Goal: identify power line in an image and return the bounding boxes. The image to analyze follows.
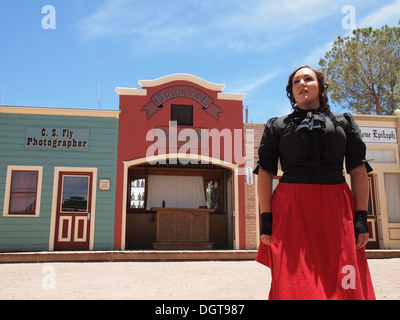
[358,0,389,29]
[287,0,339,65]
[379,55,400,81]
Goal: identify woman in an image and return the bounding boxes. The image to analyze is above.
[255,65,375,300]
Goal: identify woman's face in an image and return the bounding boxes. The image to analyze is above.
[292,68,320,110]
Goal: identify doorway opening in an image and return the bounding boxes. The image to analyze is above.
[124,161,235,250]
[50,168,97,251]
[366,174,379,249]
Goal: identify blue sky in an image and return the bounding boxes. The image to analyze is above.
[0,0,399,123]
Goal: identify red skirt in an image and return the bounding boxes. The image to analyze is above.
[256,182,375,300]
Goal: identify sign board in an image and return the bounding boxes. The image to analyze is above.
[25,127,89,151]
[142,85,223,120]
[154,126,209,149]
[360,127,397,144]
[245,166,254,185]
[98,179,111,191]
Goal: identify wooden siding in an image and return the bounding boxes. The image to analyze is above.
[0,112,118,251]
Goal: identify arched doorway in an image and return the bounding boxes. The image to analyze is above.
[120,154,239,250]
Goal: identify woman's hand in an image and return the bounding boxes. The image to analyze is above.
[356,233,369,249]
[349,165,370,250]
[354,210,369,249]
[261,234,271,246]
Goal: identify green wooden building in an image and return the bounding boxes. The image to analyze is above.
[0,106,119,252]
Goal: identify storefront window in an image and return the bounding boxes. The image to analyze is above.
[366,149,396,163]
[205,179,219,210]
[9,171,38,215]
[384,173,400,223]
[130,178,146,209]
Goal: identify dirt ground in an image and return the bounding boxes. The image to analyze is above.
[0,258,399,300]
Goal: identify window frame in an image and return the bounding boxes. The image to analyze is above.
[60,175,90,213]
[366,148,398,164]
[128,176,147,211]
[3,166,43,217]
[203,174,224,213]
[205,178,221,210]
[384,173,400,223]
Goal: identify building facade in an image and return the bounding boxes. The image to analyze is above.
[114,74,247,250]
[0,74,399,252]
[0,107,119,251]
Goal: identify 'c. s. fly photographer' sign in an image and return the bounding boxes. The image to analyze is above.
[360,127,397,144]
[25,127,89,151]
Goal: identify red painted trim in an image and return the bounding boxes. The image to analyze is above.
[113,161,124,250]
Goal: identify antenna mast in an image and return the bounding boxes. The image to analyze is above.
[1,85,5,105]
[98,80,102,109]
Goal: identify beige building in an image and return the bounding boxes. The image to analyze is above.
[244,111,400,250]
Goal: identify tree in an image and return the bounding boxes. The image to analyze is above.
[319,25,400,115]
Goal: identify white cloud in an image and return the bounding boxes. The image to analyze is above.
[302,41,334,68]
[234,72,279,93]
[292,0,400,69]
[77,0,348,52]
[78,0,181,38]
[219,0,330,31]
[77,0,394,56]
[358,0,400,28]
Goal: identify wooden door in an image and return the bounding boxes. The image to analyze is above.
[54,172,93,250]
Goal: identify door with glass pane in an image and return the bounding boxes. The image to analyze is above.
[54,172,92,250]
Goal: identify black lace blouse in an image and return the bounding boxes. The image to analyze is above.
[255,108,372,184]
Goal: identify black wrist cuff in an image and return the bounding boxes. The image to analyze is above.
[260,212,273,235]
[354,210,369,235]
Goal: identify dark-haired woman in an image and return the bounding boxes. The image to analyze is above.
[255,66,375,300]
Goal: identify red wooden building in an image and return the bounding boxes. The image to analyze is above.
[114,74,247,250]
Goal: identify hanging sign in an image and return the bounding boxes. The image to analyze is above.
[98,179,111,191]
[245,166,254,185]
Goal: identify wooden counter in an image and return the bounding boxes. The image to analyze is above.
[152,207,214,250]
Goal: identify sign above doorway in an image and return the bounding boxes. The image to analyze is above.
[141,85,223,120]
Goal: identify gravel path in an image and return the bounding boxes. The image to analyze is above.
[0,259,398,300]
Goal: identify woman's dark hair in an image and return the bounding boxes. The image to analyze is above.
[286,65,330,111]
